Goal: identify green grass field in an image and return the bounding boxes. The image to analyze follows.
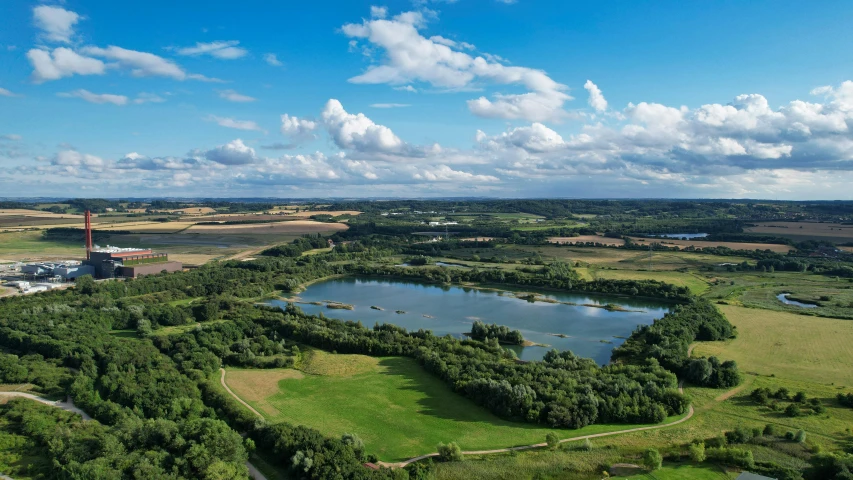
[225,350,688,462]
[694,305,853,385]
[618,463,734,479]
[590,269,710,295]
[0,231,84,261]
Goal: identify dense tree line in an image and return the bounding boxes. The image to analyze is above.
[0,271,399,479]
[469,321,524,345]
[261,234,332,257]
[612,299,741,388]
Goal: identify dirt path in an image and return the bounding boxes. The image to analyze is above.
[379,381,694,468]
[1,389,268,480]
[0,392,92,420]
[225,245,270,262]
[220,368,263,418]
[714,375,754,402]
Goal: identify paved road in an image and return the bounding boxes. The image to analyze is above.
[0,391,268,480]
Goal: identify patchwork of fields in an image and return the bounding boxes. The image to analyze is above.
[745,221,853,243]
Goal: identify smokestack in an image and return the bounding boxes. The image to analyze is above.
[85,210,93,260]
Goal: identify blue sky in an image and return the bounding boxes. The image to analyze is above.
[1,0,853,198]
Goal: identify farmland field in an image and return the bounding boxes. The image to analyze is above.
[549,235,625,246]
[521,245,751,271]
[629,237,793,253]
[183,220,348,234]
[224,350,687,461]
[744,221,853,243]
[693,305,853,385]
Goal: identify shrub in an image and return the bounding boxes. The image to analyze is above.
[785,403,802,417]
[643,448,662,471]
[707,447,755,469]
[545,432,559,450]
[725,427,754,444]
[437,442,463,462]
[793,391,807,403]
[688,442,706,462]
[763,424,778,436]
[794,430,806,443]
[580,438,593,451]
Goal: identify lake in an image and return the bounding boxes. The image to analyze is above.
[269,277,671,364]
[649,233,709,239]
[395,261,469,268]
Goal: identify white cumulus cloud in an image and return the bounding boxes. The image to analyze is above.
[33,6,80,43]
[342,9,570,122]
[203,139,257,165]
[584,80,607,113]
[321,99,405,153]
[27,48,106,83]
[280,114,318,142]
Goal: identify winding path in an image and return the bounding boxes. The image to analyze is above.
[0,390,268,480]
[378,381,694,468]
[220,368,263,418]
[218,368,696,469]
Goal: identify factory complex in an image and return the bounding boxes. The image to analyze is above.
[2,210,182,295]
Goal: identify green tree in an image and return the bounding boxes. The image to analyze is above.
[688,442,706,462]
[437,442,463,462]
[545,432,559,450]
[643,448,663,471]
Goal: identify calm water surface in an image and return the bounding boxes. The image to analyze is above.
[649,233,709,239]
[269,278,671,364]
[776,293,818,309]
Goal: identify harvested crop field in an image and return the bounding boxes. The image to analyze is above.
[549,235,625,246]
[744,221,853,243]
[92,222,190,233]
[165,207,217,215]
[183,220,348,234]
[285,210,362,217]
[629,237,793,253]
[175,214,293,223]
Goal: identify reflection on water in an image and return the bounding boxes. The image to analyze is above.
[269,277,671,364]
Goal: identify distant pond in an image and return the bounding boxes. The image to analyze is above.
[648,233,709,239]
[269,277,671,364]
[395,261,469,268]
[776,293,818,309]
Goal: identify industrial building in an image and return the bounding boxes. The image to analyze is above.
[12,210,182,284]
[79,209,182,279]
[85,246,181,278]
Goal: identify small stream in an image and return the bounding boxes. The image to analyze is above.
[776,293,818,308]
